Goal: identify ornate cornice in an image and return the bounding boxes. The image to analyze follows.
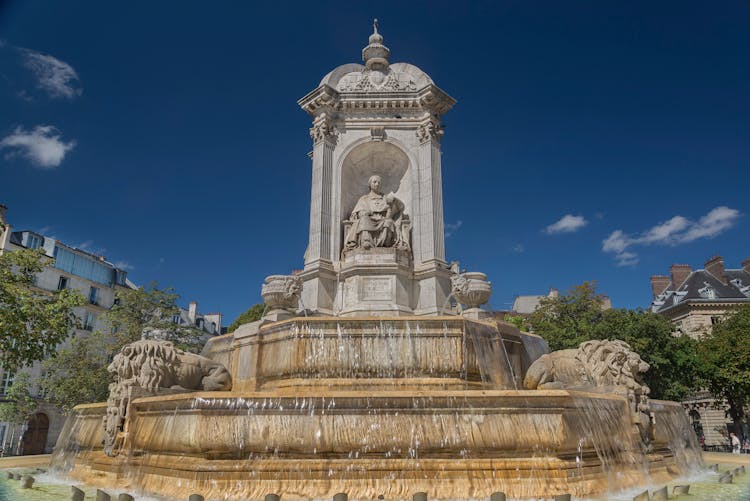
[299,84,456,117]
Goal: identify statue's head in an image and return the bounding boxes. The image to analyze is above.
[368,175,382,193]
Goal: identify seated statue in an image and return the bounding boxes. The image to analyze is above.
[344,175,409,252]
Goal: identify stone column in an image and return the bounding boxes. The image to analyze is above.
[306,113,337,267]
[413,118,451,315]
[415,118,446,264]
[301,113,337,315]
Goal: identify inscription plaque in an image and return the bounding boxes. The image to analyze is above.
[361,277,393,301]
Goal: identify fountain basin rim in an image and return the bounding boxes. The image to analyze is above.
[217,314,546,340]
[71,388,654,413]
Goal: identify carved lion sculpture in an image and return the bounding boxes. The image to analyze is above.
[108,339,232,392]
[103,339,232,456]
[523,339,654,450]
[523,339,649,392]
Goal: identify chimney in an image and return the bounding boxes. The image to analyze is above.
[704,256,727,284]
[670,264,692,291]
[0,204,7,225]
[742,258,750,274]
[188,301,198,323]
[650,275,670,298]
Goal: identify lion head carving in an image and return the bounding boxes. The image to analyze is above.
[523,339,649,393]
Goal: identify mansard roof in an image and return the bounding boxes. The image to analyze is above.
[651,265,750,314]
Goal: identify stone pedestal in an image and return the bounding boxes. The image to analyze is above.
[339,248,413,316]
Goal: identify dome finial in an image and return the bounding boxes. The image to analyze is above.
[363,18,389,70]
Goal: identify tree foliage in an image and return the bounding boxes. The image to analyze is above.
[527,282,700,400]
[228,303,265,332]
[528,282,608,351]
[0,373,38,425]
[40,331,113,414]
[0,248,84,371]
[697,304,750,423]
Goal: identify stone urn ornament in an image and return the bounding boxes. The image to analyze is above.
[451,271,492,319]
[261,274,302,320]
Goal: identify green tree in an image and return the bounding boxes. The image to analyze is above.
[595,308,699,401]
[528,282,607,351]
[0,248,84,371]
[228,303,265,332]
[527,282,700,400]
[0,373,38,426]
[697,304,750,424]
[40,331,113,414]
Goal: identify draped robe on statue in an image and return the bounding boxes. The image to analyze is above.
[345,191,405,250]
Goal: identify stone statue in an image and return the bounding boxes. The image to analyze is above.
[344,175,409,251]
[523,339,654,450]
[103,339,232,456]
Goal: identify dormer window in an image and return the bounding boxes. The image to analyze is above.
[698,282,716,299]
[730,279,750,297]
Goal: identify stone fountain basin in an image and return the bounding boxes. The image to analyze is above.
[53,390,694,500]
[59,390,683,459]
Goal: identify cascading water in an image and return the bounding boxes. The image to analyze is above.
[50,316,705,500]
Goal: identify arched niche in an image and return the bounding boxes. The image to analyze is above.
[340,141,412,224]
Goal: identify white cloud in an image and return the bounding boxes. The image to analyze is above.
[545,214,588,234]
[114,260,134,271]
[602,206,740,266]
[512,243,525,253]
[445,220,463,238]
[20,48,82,99]
[0,125,76,168]
[615,251,639,267]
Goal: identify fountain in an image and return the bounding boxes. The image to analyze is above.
[49,22,702,500]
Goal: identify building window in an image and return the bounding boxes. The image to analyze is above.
[57,276,68,291]
[210,322,216,334]
[711,316,722,325]
[172,315,181,325]
[27,234,41,249]
[38,372,51,399]
[196,318,204,329]
[0,370,14,395]
[83,312,95,331]
[89,286,99,305]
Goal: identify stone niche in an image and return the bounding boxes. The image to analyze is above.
[335,140,418,316]
[339,140,412,241]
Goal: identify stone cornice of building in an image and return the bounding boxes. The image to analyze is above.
[656,297,750,316]
[298,84,456,116]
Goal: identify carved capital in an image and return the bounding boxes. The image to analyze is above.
[310,114,337,144]
[416,119,443,144]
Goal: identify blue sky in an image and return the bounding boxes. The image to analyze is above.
[1,1,748,323]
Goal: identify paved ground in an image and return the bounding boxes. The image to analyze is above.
[0,454,51,469]
[703,451,750,466]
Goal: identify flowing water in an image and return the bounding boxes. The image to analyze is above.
[48,318,708,500]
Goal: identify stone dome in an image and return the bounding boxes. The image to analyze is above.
[319,62,434,93]
[318,21,435,94]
